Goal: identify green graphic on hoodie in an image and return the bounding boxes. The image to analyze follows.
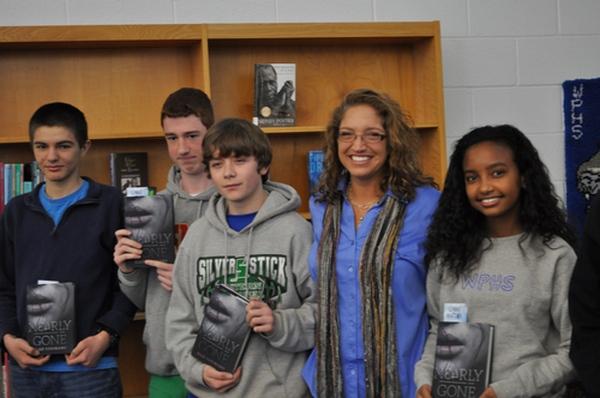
[196,254,288,302]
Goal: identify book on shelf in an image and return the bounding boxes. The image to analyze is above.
[254,63,296,127]
[432,321,494,398]
[109,152,148,194]
[124,190,175,268]
[0,161,42,213]
[25,281,76,355]
[192,281,264,373]
[307,150,324,193]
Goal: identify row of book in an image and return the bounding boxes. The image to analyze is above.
[0,162,44,214]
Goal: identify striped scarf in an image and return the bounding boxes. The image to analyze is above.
[317,194,408,397]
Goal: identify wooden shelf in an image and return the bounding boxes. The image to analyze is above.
[0,22,446,397]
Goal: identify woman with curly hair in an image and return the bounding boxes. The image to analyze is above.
[301,88,440,398]
[415,125,577,398]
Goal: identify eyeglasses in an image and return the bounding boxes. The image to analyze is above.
[337,131,386,143]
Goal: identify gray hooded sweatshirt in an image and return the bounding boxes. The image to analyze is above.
[166,181,315,397]
[119,166,216,376]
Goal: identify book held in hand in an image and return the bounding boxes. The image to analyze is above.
[192,282,264,373]
[124,192,175,268]
[26,281,76,355]
[432,321,494,398]
[254,63,296,127]
[109,152,148,194]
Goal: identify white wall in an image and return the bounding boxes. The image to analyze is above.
[2,0,600,200]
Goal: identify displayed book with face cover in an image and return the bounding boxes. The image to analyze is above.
[25,281,76,355]
[432,321,494,398]
[254,63,296,127]
[124,193,175,268]
[192,281,264,373]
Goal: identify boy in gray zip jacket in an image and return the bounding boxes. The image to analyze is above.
[114,88,216,397]
[166,118,315,397]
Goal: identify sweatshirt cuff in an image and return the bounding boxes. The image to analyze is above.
[262,311,285,345]
[414,373,433,391]
[187,362,208,390]
[118,268,142,286]
[489,380,517,398]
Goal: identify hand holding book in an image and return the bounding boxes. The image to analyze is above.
[202,365,242,393]
[246,299,274,334]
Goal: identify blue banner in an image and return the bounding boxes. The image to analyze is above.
[563,77,600,236]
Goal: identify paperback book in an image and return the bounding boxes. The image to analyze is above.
[25,281,76,355]
[109,152,148,194]
[192,282,264,373]
[307,150,324,193]
[432,321,494,398]
[124,193,175,268]
[254,63,296,127]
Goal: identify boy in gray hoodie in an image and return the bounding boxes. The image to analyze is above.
[114,88,216,397]
[166,118,315,397]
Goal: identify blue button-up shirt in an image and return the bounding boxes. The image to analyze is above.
[303,186,440,398]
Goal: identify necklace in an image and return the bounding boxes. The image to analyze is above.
[347,184,382,222]
[348,197,379,210]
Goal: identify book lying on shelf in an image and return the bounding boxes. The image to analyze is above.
[124,190,175,268]
[109,152,148,194]
[432,321,494,398]
[307,150,324,193]
[254,63,296,127]
[25,281,76,355]
[192,281,264,373]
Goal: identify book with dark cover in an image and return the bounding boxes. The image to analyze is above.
[254,63,296,127]
[124,194,175,268]
[25,282,76,355]
[432,322,494,398]
[192,283,263,373]
[109,152,148,194]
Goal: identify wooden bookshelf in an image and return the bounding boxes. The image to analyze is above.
[0,22,445,396]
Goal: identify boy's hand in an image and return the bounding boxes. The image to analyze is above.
[113,229,141,273]
[2,334,50,368]
[203,365,242,392]
[417,384,432,398]
[145,260,174,291]
[246,299,275,334]
[480,387,497,398]
[65,330,110,367]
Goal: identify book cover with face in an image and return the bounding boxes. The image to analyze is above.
[432,322,494,398]
[124,194,175,268]
[26,282,76,355]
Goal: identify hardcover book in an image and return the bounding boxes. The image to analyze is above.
[25,282,76,355]
[109,152,148,194]
[307,150,324,193]
[192,282,263,373]
[124,194,175,268]
[432,322,494,398]
[254,63,296,127]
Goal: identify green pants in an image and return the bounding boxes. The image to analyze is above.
[149,374,187,398]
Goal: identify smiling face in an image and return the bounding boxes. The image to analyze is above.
[337,104,388,185]
[164,115,208,177]
[32,126,89,188]
[208,152,269,215]
[463,140,523,237]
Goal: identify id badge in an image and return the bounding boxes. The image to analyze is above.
[443,303,468,323]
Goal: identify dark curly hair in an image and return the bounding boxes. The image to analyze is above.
[314,88,433,203]
[425,124,576,280]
